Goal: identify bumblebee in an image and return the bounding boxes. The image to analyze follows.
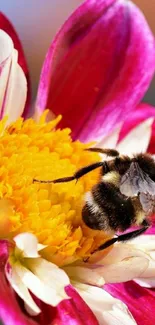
[34,148,155,251]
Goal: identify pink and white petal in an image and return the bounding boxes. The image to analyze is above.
[96,256,149,283]
[105,282,155,325]
[49,285,99,325]
[95,124,122,150]
[97,244,151,265]
[36,0,155,142]
[5,262,41,315]
[117,118,154,155]
[63,265,105,287]
[134,278,155,288]
[26,257,70,290]
[14,233,40,258]
[13,262,69,306]
[73,282,137,325]
[0,29,13,117]
[0,28,13,63]
[119,103,155,142]
[0,56,11,117]
[0,240,36,325]
[126,234,155,253]
[0,12,30,117]
[0,268,37,325]
[2,49,27,124]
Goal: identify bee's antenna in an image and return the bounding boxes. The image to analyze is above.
[33,176,75,184]
[33,161,104,184]
[85,148,119,157]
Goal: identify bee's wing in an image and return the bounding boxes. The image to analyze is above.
[139,193,155,215]
[120,162,155,197]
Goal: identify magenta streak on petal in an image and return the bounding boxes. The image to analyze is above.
[36,0,116,112]
[0,240,37,325]
[0,12,30,118]
[119,104,155,142]
[34,285,99,325]
[78,2,155,142]
[118,103,155,154]
[37,0,129,138]
[105,282,155,325]
[36,0,155,142]
[0,270,37,325]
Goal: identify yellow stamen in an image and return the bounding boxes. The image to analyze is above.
[0,111,111,266]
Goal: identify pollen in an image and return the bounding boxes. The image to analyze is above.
[0,112,110,266]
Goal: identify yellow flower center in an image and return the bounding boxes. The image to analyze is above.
[0,112,111,266]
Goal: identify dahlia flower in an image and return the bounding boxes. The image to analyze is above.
[0,0,155,325]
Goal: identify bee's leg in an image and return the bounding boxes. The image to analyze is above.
[33,161,108,184]
[97,220,150,251]
[85,148,119,157]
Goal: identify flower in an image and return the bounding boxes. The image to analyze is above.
[0,113,155,325]
[0,112,143,325]
[0,0,155,324]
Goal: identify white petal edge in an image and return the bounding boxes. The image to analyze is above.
[0,57,11,115]
[26,257,70,290]
[2,49,27,124]
[0,29,13,63]
[63,266,105,287]
[134,278,155,288]
[96,256,149,283]
[14,233,40,258]
[73,282,137,325]
[95,124,122,149]
[14,262,69,306]
[96,244,151,265]
[126,234,155,252]
[5,262,41,315]
[117,118,154,155]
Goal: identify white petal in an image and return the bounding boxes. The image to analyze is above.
[117,118,154,155]
[134,278,155,288]
[63,266,105,286]
[138,258,155,278]
[14,233,40,258]
[0,57,11,114]
[5,262,41,315]
[2,49,27,124]
[97,257,149,283]
[14,262,69,306]
[26,257,70,290]
[73,282,137,325]
[95,125,121,149]
[127,235,155,253]
[98,244,150,265]
[0,29,13,63]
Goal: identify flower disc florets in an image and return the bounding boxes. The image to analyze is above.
[0,112,109,266]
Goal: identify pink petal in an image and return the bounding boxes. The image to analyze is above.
[35,285,99,325]
[0,12,30,117]
[105,282,155,325]
[119,104,155,139]
[118,103,155,154]
[0,240,36,325]
[36,0,155,142]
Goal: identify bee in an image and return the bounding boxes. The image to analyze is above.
[33,148,155,252]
